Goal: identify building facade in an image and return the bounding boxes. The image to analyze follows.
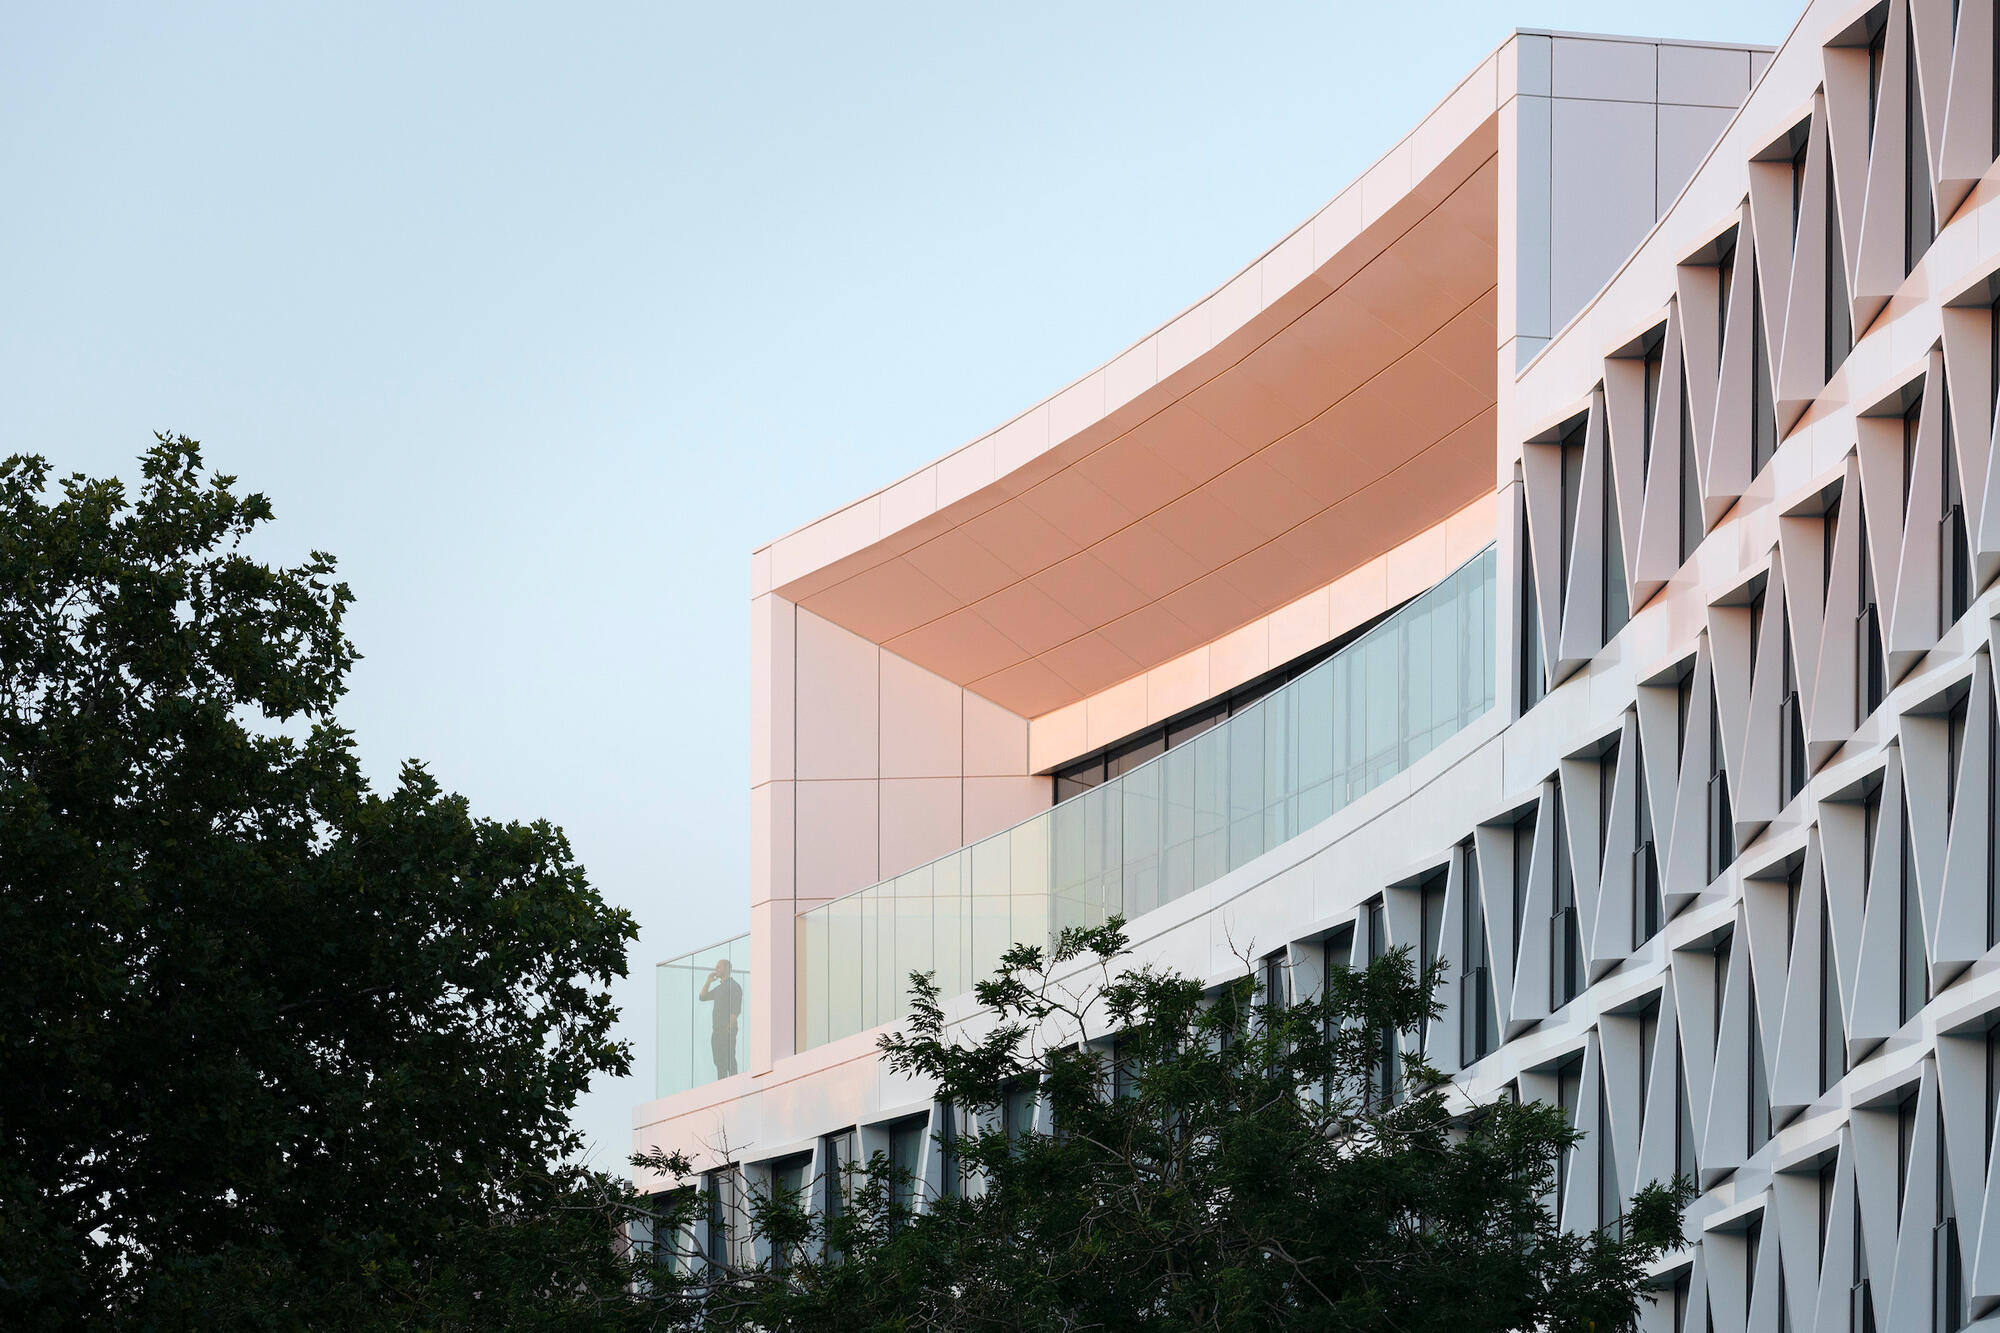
[637,6,2000,1326]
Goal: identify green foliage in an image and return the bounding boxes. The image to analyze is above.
[0,438,645,1328]
[645,922,1694,1332]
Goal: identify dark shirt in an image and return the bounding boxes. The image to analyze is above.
[703,977,743,1032]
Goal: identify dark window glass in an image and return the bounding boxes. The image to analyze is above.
[1603,425,1629,639]
[1680,360,1702,562]
[1550,779,1581,1010]
[1867,12,1887,139]
[1821,894,1846,1097]
[1597,1073,1621,1235]
[1676,1038,1699,1180]
[1748,966,1771,1153]
[1642,330,1665,473]
[1559,419,1585,618]
[1906,11,1935,276]
[1521,490,1547,713]
[1364,899,1395,1104]
[1947,692,1969,827]
[1459,843,1495,1065]
[1990,696,2000,950]
[1859,497,1884,718]
[1781,602,1808,805]
[1556,1060,1582,1213]
[1942,381,1970,630]
[887,1116,926,1225]
[770,1152,811,1272]
[1938,1095,1964,1331]
[1987,1025,2000,1170]
[1828,132,1853,378]
[1707,675,1735,880]
[1791,133,1810,245]
[822,1127,858,1242]
[1514,808,1537,959]
[1900,793,1928,1025]
[1637,1002,1658,1139]
[1752,271,1778,475]
[1633,726,1662,946]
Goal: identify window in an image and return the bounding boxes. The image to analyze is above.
[1943,382,1970,630]
[1990,695,2000,950]
[1748,966,1771,1153]
[1521,488,1547,713]
[1514,806,1538,959]
[1937,1095,1965,1332]
[1002,1083,1036,1153]
[1459,844,1496,1066]
[1987,1024,2000,1170]
[1827,132,1854,378]
[1708,675,1735,881]
[1781,602,1808,805]
[704,1166,746,1272]
[1632,727,1663,947]
[1559,418,1585,620]
[1364,898,1396,1104]
[1867,9,1888,139]
[1900,792,1928,1025]
[938,1102,969,1197]
[1819,1155,1839,1275]
[1603,439,1630,640]
[1675,1035,1699,1181]
[1948,691,1969,828]
[1321,921,1355,1100]
[1787,863,1804,963]
[1642,327,1665,473]
[1259,949,1291,1009]
[1854,1182,1878,1333]
[1637,1001,1658,1141]
[887,1115,927,1226]
[1752,271,1778,475]
[1859,497,1885,719]
[1597,1075,1622,1237]
[1790,132,1810,245]
[769,1153,811,1273]
[822,1126,859,1251]
[1550,779,1581,1010]
[1821,894,1846,1095]
[1417,873,1445,1056]
[1556,1058,1583,1212]
[1680,360,1702,562]
[1906,7,1935,276]
[1904,394,1923,521]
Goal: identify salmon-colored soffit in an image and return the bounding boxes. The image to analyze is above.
[769,115,1502,719]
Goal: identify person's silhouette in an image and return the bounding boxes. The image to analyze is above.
[698,958,743,1079]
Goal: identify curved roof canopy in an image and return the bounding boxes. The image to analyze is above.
[762,95,1502,718]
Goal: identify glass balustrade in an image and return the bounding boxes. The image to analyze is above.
[657,933,751,1098]
[794,545,1496,1051]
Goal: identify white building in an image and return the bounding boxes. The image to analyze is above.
[639,6,2000,1326]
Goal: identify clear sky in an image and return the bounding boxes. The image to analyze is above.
[2,1,1802,1170]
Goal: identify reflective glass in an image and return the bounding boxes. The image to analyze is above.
[763,546,1497,1057]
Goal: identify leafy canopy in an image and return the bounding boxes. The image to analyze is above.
[637,921,1693,1333]
[0,438,641,1328]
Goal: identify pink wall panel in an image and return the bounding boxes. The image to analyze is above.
[795,610,879,782]
[878,778,967,882]
[793,779,879,901]
[879,653,965,779]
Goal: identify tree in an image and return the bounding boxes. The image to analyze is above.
[638,922,1693,1332]
[0,438,644,1328]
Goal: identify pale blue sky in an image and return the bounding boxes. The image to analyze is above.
[2,1,1800,1168]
